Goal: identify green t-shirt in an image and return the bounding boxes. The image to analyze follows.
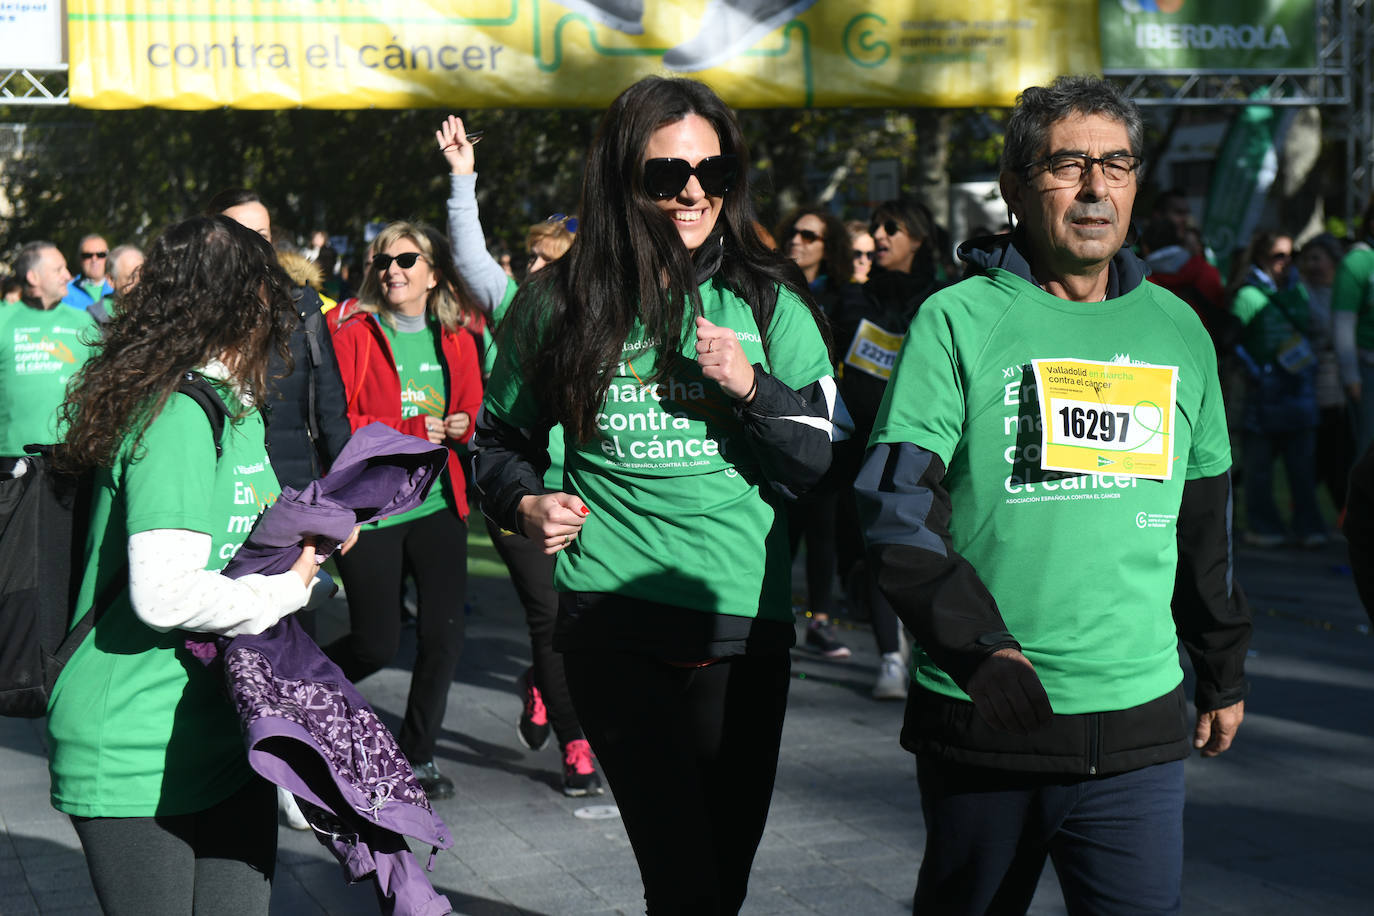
[870,268,1232,714]
[484,280,831,620]
[1332,244,1374,351]
[375,318,451,527]
[1233,282,1310,365]
[47,386,280,817]
[0,303,97,456]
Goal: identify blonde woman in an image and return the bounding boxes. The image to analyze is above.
[324,221,484,800]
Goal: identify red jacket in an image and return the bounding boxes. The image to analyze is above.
[330,301,483,519]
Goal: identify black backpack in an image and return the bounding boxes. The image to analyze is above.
[0,373,228,718]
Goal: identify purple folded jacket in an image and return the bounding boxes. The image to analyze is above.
[207,423,456,916]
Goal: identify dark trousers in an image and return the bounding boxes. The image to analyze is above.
[484,514,583,745]
[72,775,276,916]
[912,757,1184,915]
[563,650,791,915]
[787,489,838,616]
[327,507,468,763]
[1243,427,1324,538]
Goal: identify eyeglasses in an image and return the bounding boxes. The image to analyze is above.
[852,250,874,262]
[1268,251,1293,263]
[81,251,108,260]
[788,227,824,244]
[545,213,579,234]
[372,251,426,271]
[1026,153,1142,188]
[869,219,904,238]
[642,155,739,200]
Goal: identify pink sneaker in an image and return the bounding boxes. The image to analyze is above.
[562,738,604,798]
[516,667,550,751]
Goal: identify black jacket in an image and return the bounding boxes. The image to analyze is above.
[834,265,942,444]
[855,231,1251,776]
[263,288,353,490]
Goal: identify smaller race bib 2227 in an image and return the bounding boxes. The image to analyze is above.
[1031,358,1179,480]
[843,319,903,381]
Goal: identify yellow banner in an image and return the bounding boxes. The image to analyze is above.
[1031,358,1179,481]
[68,0,1100,110]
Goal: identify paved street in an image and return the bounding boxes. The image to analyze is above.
[3,535,1373,915]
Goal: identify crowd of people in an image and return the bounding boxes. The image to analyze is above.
[3,71,1373,914]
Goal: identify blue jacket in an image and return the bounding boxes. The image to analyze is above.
[61,276,113,311]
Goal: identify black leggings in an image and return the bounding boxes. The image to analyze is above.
[72,775,276,916]
[484,515,583,745]
[563,650,790,915]
[327,507,468,763]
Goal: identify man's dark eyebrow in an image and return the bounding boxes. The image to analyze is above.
[1045,148,1135,159]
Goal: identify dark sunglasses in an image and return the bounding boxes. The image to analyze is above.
[869,219,904,237]
[788,227,824,244]
[546,212,579,234]
[372,251,425,271]
[81,251,108,259]
[852,250,874,261]
[643,155,738,199]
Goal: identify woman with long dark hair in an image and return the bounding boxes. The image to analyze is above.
[46,215,327,914]
[474,76,839,914]
[324,221,484,801]
[834,197,944,699]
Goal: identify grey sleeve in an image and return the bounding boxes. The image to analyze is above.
[447,172,512,313]
[855,441,1019,689]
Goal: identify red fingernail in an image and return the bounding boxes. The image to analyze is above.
[580,506,590,516]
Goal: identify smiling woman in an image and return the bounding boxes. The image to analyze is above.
[472,76,840,913]
[324,221,486,802]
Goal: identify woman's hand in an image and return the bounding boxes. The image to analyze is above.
[694,315,756,402]
[290,539,318,589]
[340,526,361,556]
[516,492,590,555]
[435,114,476,176]
[423,415,446,444]
[444,411,471,441]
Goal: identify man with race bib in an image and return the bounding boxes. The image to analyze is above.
[855,76,1251,915]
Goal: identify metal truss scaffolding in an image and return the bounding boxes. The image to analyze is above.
[0,67,69,107]
[1106,0,1372,222]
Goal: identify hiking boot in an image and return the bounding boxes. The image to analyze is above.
[805,618,851,658]
[516,667,551,751]
[411,761,455,801]
[562,739,605,798]
[872,652,908,700]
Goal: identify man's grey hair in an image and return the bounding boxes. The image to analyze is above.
[1000,75,1145,178]
[108,244,143,285]
[13,241,56,292]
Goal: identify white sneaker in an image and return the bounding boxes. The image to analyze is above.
[872,652,908,700]
[277,786,310,831]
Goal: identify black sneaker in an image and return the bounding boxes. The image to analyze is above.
[516,667,551,751]
[411,761,454,801]
[805,618,852,659]
[561,739,605,798]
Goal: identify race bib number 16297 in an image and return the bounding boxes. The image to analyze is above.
[1031,358,1179,480]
